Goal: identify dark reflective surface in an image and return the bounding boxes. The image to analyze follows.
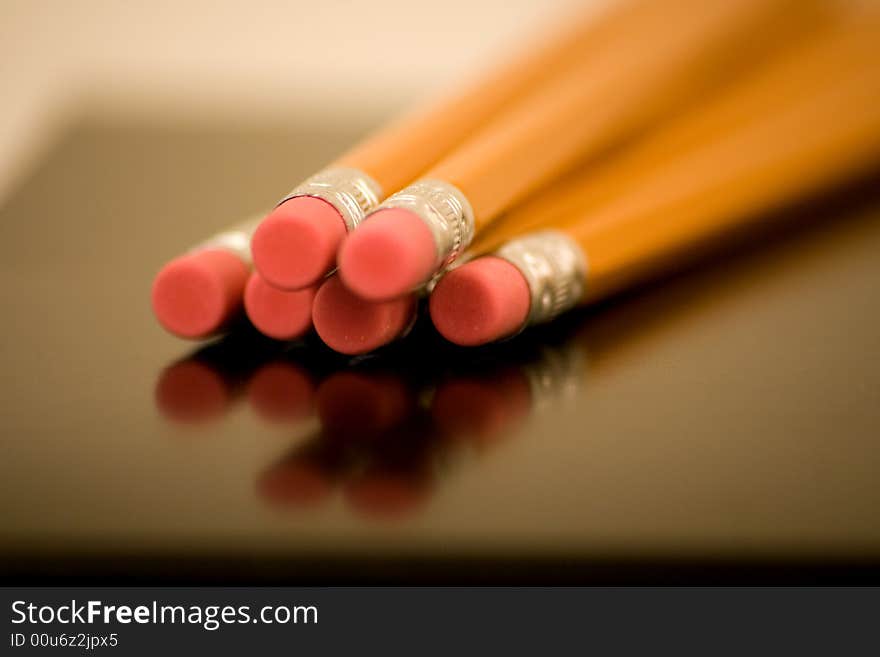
[2,114,880,583]
[157,321,556,522]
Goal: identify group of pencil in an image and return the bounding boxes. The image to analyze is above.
[151,0,880,355]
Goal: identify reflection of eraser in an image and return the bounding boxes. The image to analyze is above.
[247,362,315,423]
[337,208,436,301]
[244,272,315,341]
[344,473,431,518]
[312,276,416,355]
[430,257,530,346]
[151,249,249,339]
[257,460,333,508]
[251,196,346,290]
[316,371,411,439]
[154,359,233,423]
[432,368,532,444]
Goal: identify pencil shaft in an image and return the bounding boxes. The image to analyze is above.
[564,18,880,301]
[334,3,616,194]
[474,5,858,253]
[430,0,818,228]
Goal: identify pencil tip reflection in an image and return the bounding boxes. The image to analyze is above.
[154,327,588,521]
[155,357,234,423]
[257,438,347,509]
[247,361,316,423]
[344,472,432,519]
[432,366,532,448]
[342,414,440,519]
[316,371,415,440]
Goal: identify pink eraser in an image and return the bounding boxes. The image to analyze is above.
[429,256,530,346]
[337,208,437,301]
[312,275,417,355]
[151,248,249,339]
[154,359,233,423]
[247,361,315,422]
[316,371,411,439]
[251,196,346,290]
[244,272,316,341]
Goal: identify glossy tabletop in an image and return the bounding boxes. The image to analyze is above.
[2,113,879,583]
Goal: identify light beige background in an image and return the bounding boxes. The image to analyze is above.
[0,0,589,204]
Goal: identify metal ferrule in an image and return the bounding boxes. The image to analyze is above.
[276,167,383,232]
[495,231,588,328]
[195,214,263,266]
[375,179,475,270]
[424,250,475,294]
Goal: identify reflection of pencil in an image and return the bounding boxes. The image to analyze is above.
[342,414,440,519]
[247,360,316,423]
[155,356,237,423]
[154,333,277,422]
[258,438,348,509]
[430,14,880,345]
[338,0,812,302]
[249,4,617,292]
[316,371,415,439]
[431,366,532,446]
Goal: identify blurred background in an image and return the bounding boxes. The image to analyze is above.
[0,0,587,205]
[2,0,879,584]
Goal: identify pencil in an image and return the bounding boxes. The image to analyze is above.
[429,14,880,345]
[311,275,418,355]
[248,3,628,291]
[151,213,261,339]
[337,0,821,302]
[469,1,858,256]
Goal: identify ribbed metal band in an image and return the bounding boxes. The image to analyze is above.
[495,231,587,327]
[376,179,475,270]
[196,214,263,266]
[424,250,475,294]
[277,167,383,232]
